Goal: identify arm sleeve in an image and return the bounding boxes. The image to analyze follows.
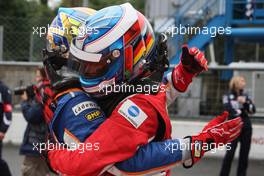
[48,95,160,176]
[21,100,43,124]
[109,138,191,176]
[0,88,12,133]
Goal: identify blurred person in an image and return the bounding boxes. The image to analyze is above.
[220,75,256,176]
[34,67,55,124]
[0,80,12,176]
[19,67,51,176]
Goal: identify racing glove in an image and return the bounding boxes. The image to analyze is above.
[183,111,243,168]
[172,45,208,92]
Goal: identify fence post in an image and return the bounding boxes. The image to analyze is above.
[0,26,3,61]
[29,32,33,61]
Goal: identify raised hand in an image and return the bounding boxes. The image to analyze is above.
[181,45,208,74]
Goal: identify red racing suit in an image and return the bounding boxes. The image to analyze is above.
[48,46,209,175]
[48,63,194,176]
[49,91,171,176]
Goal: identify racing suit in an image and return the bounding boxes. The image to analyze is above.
[48,62,195,176]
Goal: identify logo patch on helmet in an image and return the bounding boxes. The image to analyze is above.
[118,99,147,128]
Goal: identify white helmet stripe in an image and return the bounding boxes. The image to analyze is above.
[84,3,138,52]
[70,41,102,62]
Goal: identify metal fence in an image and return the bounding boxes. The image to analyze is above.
[168,65,264,119]
[1,61,263,120]
[0,16,52,61]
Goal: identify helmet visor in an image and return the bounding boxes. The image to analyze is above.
[68,53,113,79]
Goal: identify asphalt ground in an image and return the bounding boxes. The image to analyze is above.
[2,145,264,176]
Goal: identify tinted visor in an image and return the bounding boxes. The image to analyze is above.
[68,50,121,79]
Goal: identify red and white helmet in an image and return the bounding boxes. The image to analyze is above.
[68,3,157,96]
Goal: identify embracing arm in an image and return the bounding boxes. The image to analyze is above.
[48,100,241,175]
[109,138,190,175]
[108,112,242,175]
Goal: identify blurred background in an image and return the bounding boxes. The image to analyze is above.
[0,0,264,175]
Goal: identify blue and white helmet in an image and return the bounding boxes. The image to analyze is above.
[68,3,156,96]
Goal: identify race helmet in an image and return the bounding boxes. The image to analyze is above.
[43,7,97,91]
[46,7,97,53]
[68,3,156,96]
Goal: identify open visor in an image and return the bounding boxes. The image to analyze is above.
[68,43,118,79]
